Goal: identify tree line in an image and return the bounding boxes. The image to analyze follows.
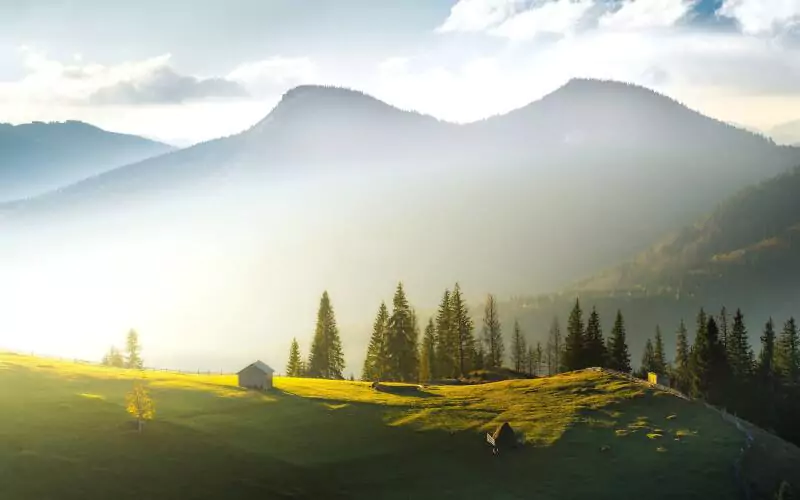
[287,285,573,383]
[656,306,800,446]
[101,329,144,369]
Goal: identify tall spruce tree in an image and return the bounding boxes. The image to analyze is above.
[758,318,777,382]
[526,345,535,375]
[583,307,606,368]
[125,329,143,369]
[511,320,527,372]
[756,317,779,427]
[719,306,730,353]
[286,338,303,377]
[308,291,345,379]
[473,343,485,371]
[362,302,389,381]
[535,342,544,376]
[410,308,421,378]
[653,325,667,374]
[675,319,691,393]
[689,314,727,404]
[547,317,563,375]
[775,317,800,384]
[728,308,754,380]
[419,318,436,383]
[385,283,417,382]
[449,283,475,377]
[563,299,585,371]
[481,294,504,369]
[434,289,455,378]
[607,310,631,373]
[640,338,656,377]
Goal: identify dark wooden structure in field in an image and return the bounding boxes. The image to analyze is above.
[487,422,518,454]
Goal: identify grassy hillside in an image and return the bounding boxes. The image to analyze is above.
[3,353,794,499]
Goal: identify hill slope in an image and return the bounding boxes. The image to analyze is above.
[4,352,797,499]
[575,165,800,304]
[0,121,174,201]
[496,166,800,367]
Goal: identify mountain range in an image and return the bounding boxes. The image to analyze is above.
[0,120,173,201]
[769,119,800,146]
[2,78,799,371]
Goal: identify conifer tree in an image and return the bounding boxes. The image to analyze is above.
[286,338,303,377]
[758,317,777,382]
[511,320,527,372]
[125,329,143,369]
[102,346,125,368]
[526,345,535,375]
[653,325,667,374]
[410,308,421,378]
[547,317,563,374]
[583,306,606,368]
[362,302,389,381]
[308,291,345,379]
[419,318,436,383]
[776,317,800,384]
[675,319,691,393]
[607,310,631,373]
[640,338,656,377]
[535,342,544,376]
[563,299,585,371]
[434,289,454,378]
[481,294,504,369]
[449,283,475,377]
[385,283,417,382]
[689,314,727,403]
[473,343,485,371]
[719,306,730,353]
[728,308,755,380]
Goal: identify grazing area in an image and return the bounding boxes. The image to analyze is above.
[2,352,792,499]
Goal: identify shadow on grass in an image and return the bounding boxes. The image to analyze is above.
[372,384,441,398]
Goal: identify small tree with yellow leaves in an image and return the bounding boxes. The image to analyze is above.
[125,382,155,433]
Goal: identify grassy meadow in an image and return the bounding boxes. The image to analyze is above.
[0,352,756,499]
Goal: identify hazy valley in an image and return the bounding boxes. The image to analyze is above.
[2,79,800,373]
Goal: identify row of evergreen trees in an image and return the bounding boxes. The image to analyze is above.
[285,291,346,379]
[560,300,632,373]
[633,306,800,445]
[287,285,559,383]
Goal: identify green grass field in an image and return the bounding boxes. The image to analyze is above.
[0,352,767,499]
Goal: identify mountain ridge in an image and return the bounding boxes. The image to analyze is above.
[0,120,174,201]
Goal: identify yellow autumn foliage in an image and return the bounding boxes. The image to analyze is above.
[125,382,155,429]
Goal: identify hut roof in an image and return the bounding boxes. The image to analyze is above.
[492,422,517,449]
[238,360,275,375]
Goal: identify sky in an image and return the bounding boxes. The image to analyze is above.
[1,0,799,145]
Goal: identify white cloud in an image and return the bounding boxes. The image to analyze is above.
[598,0,697,30]
[436,0,523,33]
[490,0,594,39]
[3,48,246,105]
[720,0,800,35]
[371,20,800,129]
[228,57,318,95]
[437,0,696,40]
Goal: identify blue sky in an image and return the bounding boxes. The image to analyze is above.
[0,0,799,144]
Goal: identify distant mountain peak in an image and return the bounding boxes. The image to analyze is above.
[247,84,434,138]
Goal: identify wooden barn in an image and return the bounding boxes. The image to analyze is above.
[237,360,275,390]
